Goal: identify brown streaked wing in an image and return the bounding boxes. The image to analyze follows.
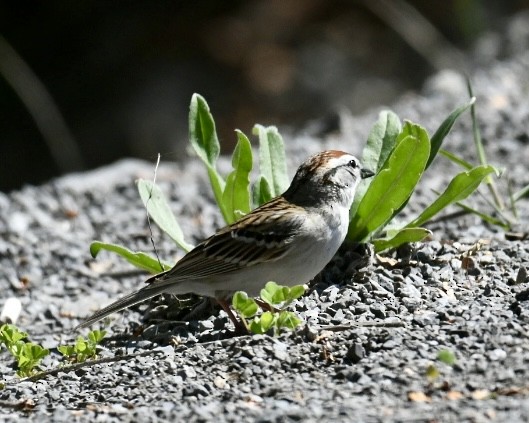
[148,197,307,285]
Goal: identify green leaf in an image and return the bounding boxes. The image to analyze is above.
[287,285,306,301]
[372,227,432,252]
[8,340,24,357]
[253,176,273,207]
[137,179,194,252]
[253,125,289,197]
[272,286,290,304]
[15,343,49,376]
[188,94,228,222]
[439,149,473,170]
[363,110,401,173]
[437,349,456,365]
[88,330,106,344]
[405,165,497,228]
[222,130,253,223]
[189,93,221,168]
[58,345,75,357]
[259,311,275,332]
[427,97,475,169]
[467,82,488,167]
[27,344,49,361]
[351,111,401,218]
[75,337,88,352]
[249,320,265,334]
[348,123,430,241]
[232,292,258,318]
[250,311,276,334]
[454,201,510,229]
[276,311,302,330]
[90,241,172,273]
[467,81,504,210]
[0,324,28,344]
[514,184,529,203]
[260,281,281,305]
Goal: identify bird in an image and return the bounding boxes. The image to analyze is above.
[76,150,374,330]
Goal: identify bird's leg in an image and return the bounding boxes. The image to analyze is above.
[216,298,248,334]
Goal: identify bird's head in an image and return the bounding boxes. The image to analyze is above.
[284,150,374,208]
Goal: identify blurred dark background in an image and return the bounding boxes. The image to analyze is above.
[1,0,528,192]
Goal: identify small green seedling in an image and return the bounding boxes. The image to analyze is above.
[0,324,50,378]
[426,348,457,382]
[437,348,456,365]
[58,330,106,363]
[0,325,107,379]
[232,282,305,335]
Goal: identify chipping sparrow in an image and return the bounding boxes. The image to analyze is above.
[77,150,374,329]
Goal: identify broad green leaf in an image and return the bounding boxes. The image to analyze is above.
[90,241,172,273]
[288,285,306,301]
[372,227,432,252]
[0,325,27,344]
[138,179,194,252]
[9,340,24,357]
[351,111,401,218]
[260,281,281,305]
[22,343,48,362]
[427,97,475,169]
[32,345,49,360]
[188,94,228,221]
[260,311,275,331]
[17,354,30,368]
[405,165,496,228]
[272,286,289,304]
[75,337,87,352]
[189,93,221,167]
[88,330,106,344]
[363,110,401,173]
[348,126,430,242]
[253,125,289,197]
[253,175,273,207]
[249,320,265,334]
[58,345,75,356]
[253,311,276,334]
[222,130,253,223]
[232,292,258,318]
[250,313,275,334]
[380,122,432,222]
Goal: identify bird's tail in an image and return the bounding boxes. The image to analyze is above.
[74,283,169,330]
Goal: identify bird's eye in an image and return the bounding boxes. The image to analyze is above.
[348,159,358,168]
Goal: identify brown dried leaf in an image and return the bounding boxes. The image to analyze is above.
[471,389,491,400]
[408,391,431,402]
[446,391,464,400]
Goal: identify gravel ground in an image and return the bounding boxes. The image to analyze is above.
[1,16,529,423]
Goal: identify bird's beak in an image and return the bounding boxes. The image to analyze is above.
[360,168,375,179]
